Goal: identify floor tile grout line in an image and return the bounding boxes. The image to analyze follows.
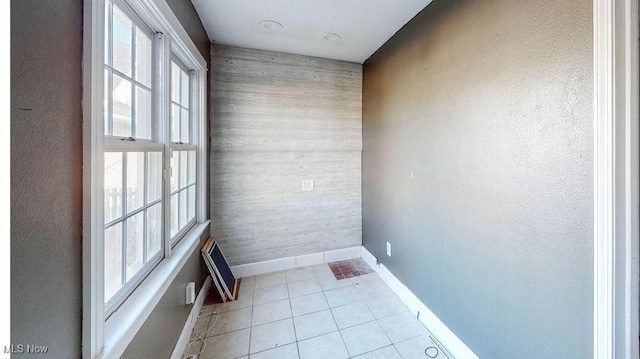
[287,279,301,359]
[247,279,255,357]
[350,344,398,359]
[245,342,299,358]
[322,285,352,358]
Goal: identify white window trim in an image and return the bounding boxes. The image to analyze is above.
[593,0,639,358]
[82,0,208,357]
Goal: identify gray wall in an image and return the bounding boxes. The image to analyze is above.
[10,0,210,357]
[210,45,362,265]
[362,0,593,358]
[11,0,83,356]
[165,0,210,62]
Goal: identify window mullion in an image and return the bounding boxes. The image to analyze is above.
[156,32,172,259]
[143,152,148,264]
[121,153,127,287]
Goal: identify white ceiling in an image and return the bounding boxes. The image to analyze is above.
[191,0,434,64]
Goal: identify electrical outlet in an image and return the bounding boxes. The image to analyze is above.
[186,282,195,305]
[302,180,314,191]
[386,242,391,257]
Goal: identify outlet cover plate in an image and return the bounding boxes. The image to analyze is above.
[302,180,314,191]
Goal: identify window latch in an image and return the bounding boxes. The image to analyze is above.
[121,137,136,141]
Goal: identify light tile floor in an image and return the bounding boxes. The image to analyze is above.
[183,264,446,359]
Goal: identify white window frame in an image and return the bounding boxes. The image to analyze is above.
[168,55,198,246]
[82,0,208,357]
[593,0,639,358]
[102,0,165,319]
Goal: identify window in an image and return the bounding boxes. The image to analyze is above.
[169,60,197,245]
[83,0,207,356]
[103,0,164,313]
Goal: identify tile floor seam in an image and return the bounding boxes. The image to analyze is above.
[255,276,301,358]
[329,315,377,331]
[292,327,341,343]
[247,295,254,358]
[350,343,397,359]
[287,286,301,359]
[244,342,294,357]
[374,317,404,355]
[322,287,351,359]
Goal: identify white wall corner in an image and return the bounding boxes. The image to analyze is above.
[170,276,212,359]
[360,246,479,359]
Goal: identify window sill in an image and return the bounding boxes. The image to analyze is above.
[101,220,210,359]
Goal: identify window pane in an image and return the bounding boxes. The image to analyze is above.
[171,62,180,103]
[181,71,189,107]
[112,74,132,137]
[187,185,195,222]
[104,69,110,135]
[180,108,190,143]
[170,151,178,192]
[135,30,152,87]
[105,223,123,302]
[187,150,195,185]
[125,212,144,281]
[146,152,162,204]
[126,152,145,213]
[146,203,162,259]
[179,151,188,189]
[170,194,178,238]
[112,5,132,76]
[104,1,111,66]
[104,152,123,223]
[135,86,151,139]
[179,189,188,228]
[171,104,180,143]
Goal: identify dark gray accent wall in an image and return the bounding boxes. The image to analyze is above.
[11,0,210,357]
[11,0,83,357]
[362,0,593,358]
[165,0,210,62]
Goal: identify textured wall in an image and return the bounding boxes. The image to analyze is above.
[210,45,362,265]
[11,0,83,356]
[362,0,593,358]
[11,0,210,357]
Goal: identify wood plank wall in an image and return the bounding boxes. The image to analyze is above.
[210,44,363,265]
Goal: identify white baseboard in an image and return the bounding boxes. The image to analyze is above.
[361,247,478,359]
[170,275,212,359]
[230,246,361,278]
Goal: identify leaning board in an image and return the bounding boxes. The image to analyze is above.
[203,237,239,300]
[201,238,227,302]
